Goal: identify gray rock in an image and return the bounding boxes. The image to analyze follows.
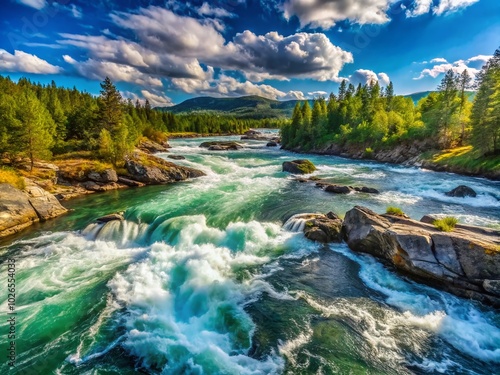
[301,212,343,243]
[0,183,39,237]
[445,185,477,198]
[97,213,125,223]
[325,184,352,194]
[168,155,186,160]
[200,141,242,150]
[282,160,316,174]
[266,141,278,147]
[24,181,67,221]
[343,206,500,306]
[88,169,118,183]
[118,177,145,187]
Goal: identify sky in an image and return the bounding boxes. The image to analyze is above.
[0,0,498,106]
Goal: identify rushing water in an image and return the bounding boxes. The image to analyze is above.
[1,134,500,375]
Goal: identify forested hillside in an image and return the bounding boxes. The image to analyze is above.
[281,47,500,162]
[0,77,283,168]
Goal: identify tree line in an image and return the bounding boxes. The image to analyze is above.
[281,47,500,157]
[0,76,281,168]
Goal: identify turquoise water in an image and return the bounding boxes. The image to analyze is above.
[1,135,499,374]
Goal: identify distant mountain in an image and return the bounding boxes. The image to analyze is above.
[157,95,311,119]
[158,91,477,119]
[404,91,476,104]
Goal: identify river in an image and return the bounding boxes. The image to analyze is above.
[1,134,499,374]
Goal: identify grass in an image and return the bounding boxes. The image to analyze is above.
[386,206,405,216]
[433,217,458,232]
[0,167,26,190]
[429,146,500,174]
[54,159,113,180]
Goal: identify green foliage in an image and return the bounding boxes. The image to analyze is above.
[386,207,405,216]
[296,160,316,174]
[433,217,458,232]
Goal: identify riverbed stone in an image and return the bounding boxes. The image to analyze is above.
[282,160,316,174]
[445,185,477,198]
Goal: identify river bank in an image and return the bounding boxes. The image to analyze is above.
[284,141,500,181]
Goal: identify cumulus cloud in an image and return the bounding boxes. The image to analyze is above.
[433,0,480,15]
[414,54,488,80]
[350,69,391,86]
[198,2,236,18]
[0,49,61,74]
[284,90,307,100]
[430,57,448,64]
[406,0,433,17]
[406,0,479,17]
[282,0,393,30]
[16,0,46,10]
[140,90,173,107]
[308,91,328,97]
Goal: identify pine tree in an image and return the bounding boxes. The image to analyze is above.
[98,77,123,133]
[457,69,472,144]
[385,81,394,111]
[436,69,460,147]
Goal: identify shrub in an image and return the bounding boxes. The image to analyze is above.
[433,217,458,232]
[296,160,316,174]
[0,168,26,190]
[386,206,405,216]
[364,147,374,158]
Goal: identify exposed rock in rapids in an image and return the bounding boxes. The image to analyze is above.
[125,151,205,184]
[96,213,125,223]
[304,212,343,243]
[353,186,380,194]
[200,141,243,150]
[445,185,477,198]
[342,206,500,306]
[317,183,379,195]
[324,184,352,194]
[266,141,278,147]
[168,155,186,160]
[282,160,316,174]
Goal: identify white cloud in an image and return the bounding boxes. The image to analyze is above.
[406,0,433,17]
[308,91,328,97]
[16,0,46,10]
[414,54,484,80]
[140,90,173,107]
[433,0,480,15]
[350,69,391,85]
[0,49,61,74]
[284,90,307,100]
[198,2,236,18]
[430,57,448,63]
[282,0,393,30]
[69,4,83,19]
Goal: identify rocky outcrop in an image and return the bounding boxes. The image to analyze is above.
[266,141,278,147]
[342,206,500,306]
[24,181,67,220]
[0,183,40,237]
[445,185,477,198]
[0,181,68,238]
[282,160,316,174]
[168,155,186,160]
[137,138,170,154]
[241,130,280,142]
[97,213,125,223]
[125,152,205,184]
[200,141,243,151]
[87,169,118,183]
[315,182,380,195]
[303,212,343,243]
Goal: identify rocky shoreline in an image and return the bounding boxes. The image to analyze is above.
[0,140,205,239]
[289,206,500,307]
[283,141,500,181]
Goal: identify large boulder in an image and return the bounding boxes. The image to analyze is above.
[324,184,352,194]
[304,212,343,243]
[282,160,316,174]
[137,138,170,154]
[343,206,500,306]
[24,181,68,220]
[200,141,243,150]
[125,152,205,184]
[87,169,118,183]
[445,185,477,198]
[0,183,39,237]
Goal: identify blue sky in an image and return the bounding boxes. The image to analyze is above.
[0,0,498,106]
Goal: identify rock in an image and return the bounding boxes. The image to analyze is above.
[200,141,243,150]
[24,181,68,221]
[304,212,343,243]
[282,160,316,174]
[354,186,380,194]
[137,138,170,154]
[324,184,352,194]
[0,183,39,237]
[125,151,205,184]
[445,185,477,198]
[343,206,500,306]
[88,169,118,183]
[168,155,186,160]
[96,213,124,223]
[118,177,145,187]
[266,141,278,147]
